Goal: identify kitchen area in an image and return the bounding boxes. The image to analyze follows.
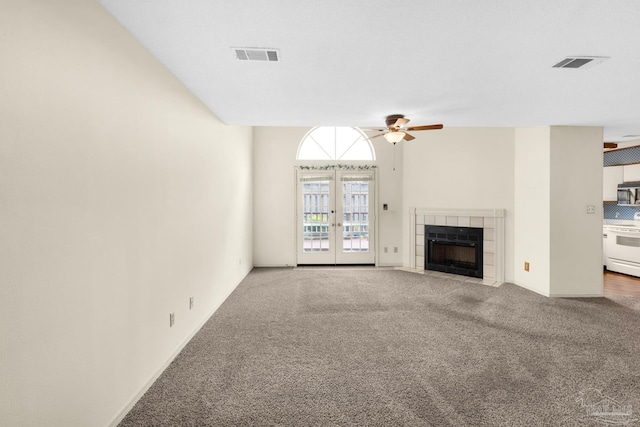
[603,143,640,295]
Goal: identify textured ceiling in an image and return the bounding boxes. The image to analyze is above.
[98,0,640,141]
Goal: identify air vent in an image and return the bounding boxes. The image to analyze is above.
[623,134,640,138]
[552,56,608,69]
[232,47,280,62]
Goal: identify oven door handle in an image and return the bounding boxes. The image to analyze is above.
[612,232,640,238]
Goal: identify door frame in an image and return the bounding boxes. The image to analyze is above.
[294,167,378,266]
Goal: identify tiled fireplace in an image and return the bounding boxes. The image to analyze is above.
[408,208,505,284]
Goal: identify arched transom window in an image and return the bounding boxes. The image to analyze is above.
[297,127,375,161]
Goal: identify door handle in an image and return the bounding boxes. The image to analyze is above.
[337,223,342,226]
[331,223,335,227]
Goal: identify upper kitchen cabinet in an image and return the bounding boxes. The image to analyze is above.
[604,165,624,201]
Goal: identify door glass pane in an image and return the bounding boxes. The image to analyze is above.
[342,181,369,252]
[302,181,330,252]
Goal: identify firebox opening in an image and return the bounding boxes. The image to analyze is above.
[425,225,483,278]
[430,242,477,270]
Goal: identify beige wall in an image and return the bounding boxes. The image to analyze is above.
[549,126,603,296]
[514,127,552,294]
[0,1,253,426]
[253,127,304,267]
[514,126,603,297]
[402,127,516,282]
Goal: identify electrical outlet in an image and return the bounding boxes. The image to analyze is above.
[586,205,595,214]
[239,258,242,266]
[384,247,388,253]
[169,312,175,327]
[524,262,530,272]
[189,297,194,310]
[394,247,398,253]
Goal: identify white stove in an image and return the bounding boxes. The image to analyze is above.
[606,224,640,277]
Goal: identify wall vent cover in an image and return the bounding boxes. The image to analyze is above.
[552,56,608,69]
[232,47,280,62]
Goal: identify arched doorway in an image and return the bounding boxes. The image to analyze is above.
[295,127,377,265]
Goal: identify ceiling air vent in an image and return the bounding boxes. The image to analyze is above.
[232,47,280,62]
[552,56,608,69]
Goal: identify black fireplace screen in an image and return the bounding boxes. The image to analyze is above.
[425,225,483,278]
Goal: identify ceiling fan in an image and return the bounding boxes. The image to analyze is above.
[366,114,443,144]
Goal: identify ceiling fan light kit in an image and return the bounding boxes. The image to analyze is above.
[384,131,405,144]
[370,114,444,144]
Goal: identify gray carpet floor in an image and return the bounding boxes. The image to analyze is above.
[119,268,640,426]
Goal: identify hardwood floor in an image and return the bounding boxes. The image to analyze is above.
[604,269,640,297]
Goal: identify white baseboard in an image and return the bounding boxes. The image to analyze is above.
[513,281,604,298]
[512,281,551,297]
[253,264,404,268]
[548,293,604,298]
[253,263,295,268]
[108,273,248,427]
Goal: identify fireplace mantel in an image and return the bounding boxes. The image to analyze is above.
[409,208,505,284]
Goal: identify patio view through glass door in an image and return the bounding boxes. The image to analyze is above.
[297,170,375,265]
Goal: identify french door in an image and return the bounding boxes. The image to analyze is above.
[296,170,375,265]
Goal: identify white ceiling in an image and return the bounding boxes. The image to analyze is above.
[98,0,640,141]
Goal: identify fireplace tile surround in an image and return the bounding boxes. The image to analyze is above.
[407,208,505,285]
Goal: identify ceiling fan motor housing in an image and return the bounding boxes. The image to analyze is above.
[385,114,405,128]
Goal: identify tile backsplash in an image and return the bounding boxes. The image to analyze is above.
[603,203,640,220]
[604,146,640,166]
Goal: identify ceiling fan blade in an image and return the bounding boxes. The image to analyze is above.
[361,128,387,132]
[406,124,444,131]
[403,133,415,141]
[393,117,410,128]
[368,133,386,139]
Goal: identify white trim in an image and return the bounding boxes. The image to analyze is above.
[295,168,377,265]
[509,281,604,298]
[374,168,379,267]
[494,214,505,284]
[293,167,299,266]
[335,170,376,265]
[549,293,603,298]
[296,127,376,161]
[514,279,604,298]
[415,207,505,218]
[341,175,374,181]
[253,263,296,267]
[377,262,403,267]
[409,207,416,269]
[299,174,334,181]
[512,280,550,297]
